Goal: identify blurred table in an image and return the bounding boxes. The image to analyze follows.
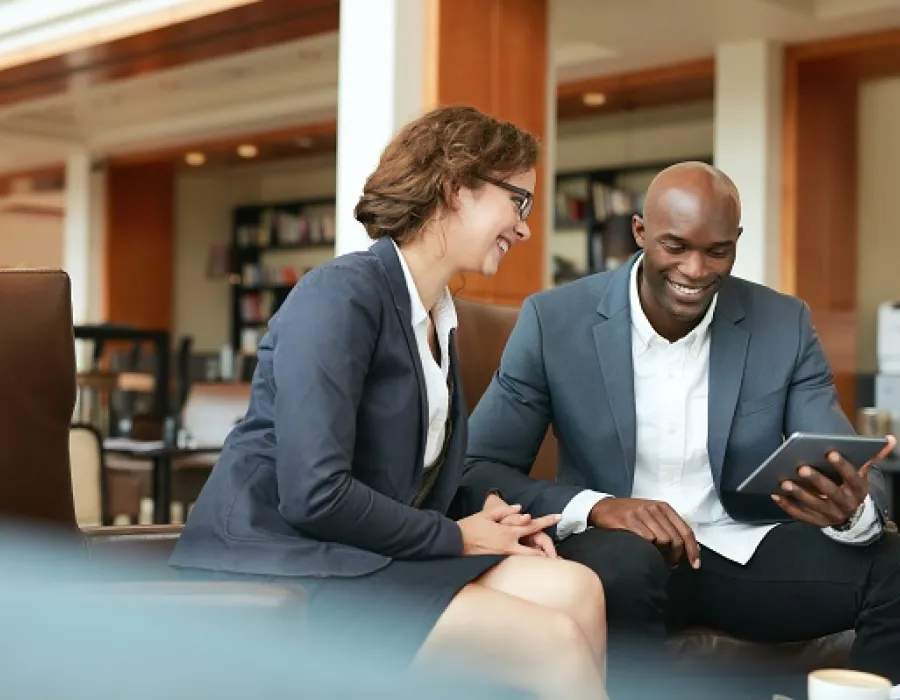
[103,439,221,524]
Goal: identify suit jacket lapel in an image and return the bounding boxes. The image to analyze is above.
[421,330,466,512]
[707,281,749,483]
[371,239,429,468]
[594,259,638,484]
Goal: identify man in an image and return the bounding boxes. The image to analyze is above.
[463,162,900,684]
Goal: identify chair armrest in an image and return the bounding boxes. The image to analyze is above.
[80,525,306,610]
[91,580,307,610]
[82,524,183,563]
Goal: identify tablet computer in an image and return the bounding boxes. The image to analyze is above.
[736,432,889,495]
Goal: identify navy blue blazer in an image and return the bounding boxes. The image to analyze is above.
[170,238,469,578]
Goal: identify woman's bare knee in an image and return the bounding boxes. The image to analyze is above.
[476,556,606,664]
[478,557,604,626]
[415,583,606,700]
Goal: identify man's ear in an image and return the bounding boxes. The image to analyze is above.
[632,215,646,248]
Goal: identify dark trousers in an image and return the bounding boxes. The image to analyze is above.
[557,523,900,697]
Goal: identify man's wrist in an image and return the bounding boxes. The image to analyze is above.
[588,496,612,526]
[832,500,866,532]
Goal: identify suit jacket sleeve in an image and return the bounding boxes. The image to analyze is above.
[784,302,889,519]
[463,297,584,518]
[270,265,463,559]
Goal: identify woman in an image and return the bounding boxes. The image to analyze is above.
[171,105,606,700]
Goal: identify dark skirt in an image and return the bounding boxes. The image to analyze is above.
[179,554,505,666]
[303,555,506,662]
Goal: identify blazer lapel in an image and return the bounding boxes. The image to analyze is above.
[593,260,637,484]
[371,239,429,468]
[707,282,749,484]
[421,329,466,512]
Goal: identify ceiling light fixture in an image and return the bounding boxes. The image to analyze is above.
[185,152,206,166]
[237,144,258,159]
[582,92,607,107]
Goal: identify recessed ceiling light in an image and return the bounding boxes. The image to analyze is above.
[237,144,258,158]
[582,92,607,107]
[185,152,206,166]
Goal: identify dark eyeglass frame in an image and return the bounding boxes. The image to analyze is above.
[480,175,534,222]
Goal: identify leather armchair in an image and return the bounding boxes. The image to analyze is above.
[0,269,297,607]
[453,296,854,674]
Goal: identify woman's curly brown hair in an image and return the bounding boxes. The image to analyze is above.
[354,105,539,243]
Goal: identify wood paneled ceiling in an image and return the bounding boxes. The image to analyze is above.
[0,0,339,109]
[556,58,715,121]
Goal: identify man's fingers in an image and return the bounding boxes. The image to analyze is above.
[511,543,545,557]
[661,504,701,567]
[772,494,830,527]
[873,434,897,463]
[635,511,671,547]
[796,465,856,513]
[825,452,862,489]
[781,480,845,523]
[624,513,656,541]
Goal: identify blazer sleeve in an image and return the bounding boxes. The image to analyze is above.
[784,301,890,519]
[270,264,463,559]
[463,297,584,518]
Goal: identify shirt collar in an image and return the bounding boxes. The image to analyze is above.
[628,253,717,356]
[391,239,458,331]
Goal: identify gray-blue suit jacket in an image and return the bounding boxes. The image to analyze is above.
[171,238,468,578]
[463,254,889,527]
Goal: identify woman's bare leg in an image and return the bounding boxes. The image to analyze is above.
[476,556,606,669]
[414,583,607,700]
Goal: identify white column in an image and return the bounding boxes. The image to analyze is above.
[63,148,92,327]
[334,0,428,255]
[714,40,783,288]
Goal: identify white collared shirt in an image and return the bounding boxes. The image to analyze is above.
[392,241,458,470]
[557,256,880,564]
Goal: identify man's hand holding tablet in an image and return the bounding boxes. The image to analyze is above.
[737,433,896,528]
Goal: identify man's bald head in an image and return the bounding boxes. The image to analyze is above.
[643,161,741,232]
[631,161,743,338]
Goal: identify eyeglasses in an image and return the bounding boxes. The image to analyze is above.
[480,175,534,222]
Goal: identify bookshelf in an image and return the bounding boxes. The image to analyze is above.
[552,157,713,285]
[230,196,336,352]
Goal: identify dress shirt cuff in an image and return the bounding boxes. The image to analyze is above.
[823,496,882,545]
[557,490,611,540]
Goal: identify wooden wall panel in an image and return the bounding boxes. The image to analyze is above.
[429,0,548,306]
[783,59,860,417]
[104,162,174,330]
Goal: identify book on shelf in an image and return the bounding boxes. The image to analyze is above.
[554,191,587,224]
[240,263,306,288]
[235,209,335,248]
[591,183,636,221]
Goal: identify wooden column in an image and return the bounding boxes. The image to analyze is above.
[104,162,174,330]
[426,0,548,306]
[782,60,859,417]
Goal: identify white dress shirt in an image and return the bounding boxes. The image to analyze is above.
[392,241,458,470]
[557,256,881,564]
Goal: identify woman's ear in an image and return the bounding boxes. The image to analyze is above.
[441,181,462,214]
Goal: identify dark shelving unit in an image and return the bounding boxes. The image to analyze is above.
[230,196,336,351]
[552,156,713,284]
